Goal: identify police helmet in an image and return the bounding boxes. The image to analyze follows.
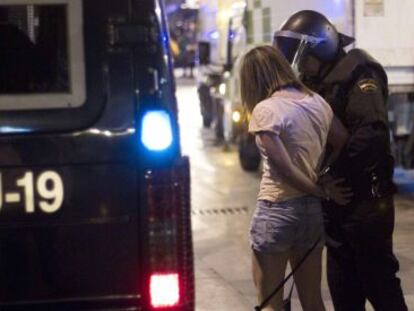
[273,10,354,65]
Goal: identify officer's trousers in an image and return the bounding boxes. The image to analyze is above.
[326,195,408,311]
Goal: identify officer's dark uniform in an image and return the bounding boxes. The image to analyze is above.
[308,48,407,311]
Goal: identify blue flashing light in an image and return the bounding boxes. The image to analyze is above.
[141,110,173,151]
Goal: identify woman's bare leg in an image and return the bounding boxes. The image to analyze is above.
[290,247,326,311]
[252,250,290,311]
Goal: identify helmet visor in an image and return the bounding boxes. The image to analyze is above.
[273,36,307,77]
[273,30,325,74]
[273,36,303,63]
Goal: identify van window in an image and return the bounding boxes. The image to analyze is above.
[0,0,85,110]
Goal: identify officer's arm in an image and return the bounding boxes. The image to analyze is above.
[324,115,349,169]
[338,74,389,172]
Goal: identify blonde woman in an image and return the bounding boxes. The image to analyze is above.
[240,45,351,311]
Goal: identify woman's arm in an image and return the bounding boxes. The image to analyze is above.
[258,132,327,199]
[258,131,351,204]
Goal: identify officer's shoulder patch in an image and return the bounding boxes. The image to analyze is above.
[357,78,378,93]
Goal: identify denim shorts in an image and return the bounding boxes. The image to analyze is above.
[250,195,325,253]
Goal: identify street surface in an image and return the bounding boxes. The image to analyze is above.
[175,76,414,311]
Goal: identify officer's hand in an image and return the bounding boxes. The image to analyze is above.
[322,178,353,206]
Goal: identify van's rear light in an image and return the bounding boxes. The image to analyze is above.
[150,273,180,308]
[143,157,194,310]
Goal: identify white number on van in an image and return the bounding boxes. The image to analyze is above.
[0,171,64,214]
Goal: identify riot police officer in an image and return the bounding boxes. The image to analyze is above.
[273,10,407,311]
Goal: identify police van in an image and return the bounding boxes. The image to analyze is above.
[0,0,194,310]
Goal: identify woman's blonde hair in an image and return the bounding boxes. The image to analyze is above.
[240,45,312,112]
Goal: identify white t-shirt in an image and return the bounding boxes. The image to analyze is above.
[249,87,333,202]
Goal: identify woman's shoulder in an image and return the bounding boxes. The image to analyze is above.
[305,92,334,121]
[252,97,279,114]
[256,92,292,109]
[250,97,287,126]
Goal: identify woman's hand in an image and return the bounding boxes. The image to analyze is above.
[320,175,353,205]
